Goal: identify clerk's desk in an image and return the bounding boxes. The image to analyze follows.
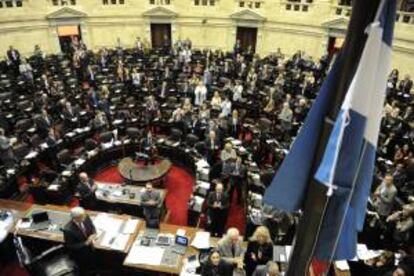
[95,181,166,208]
[14,203,142,254]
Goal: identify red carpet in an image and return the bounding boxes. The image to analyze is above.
[0,262,29,276]
[225,190,246,236]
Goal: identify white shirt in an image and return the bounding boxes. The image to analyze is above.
[221,100,232,117]
[194,85,207,106]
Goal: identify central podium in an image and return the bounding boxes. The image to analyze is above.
[118,157,172,184]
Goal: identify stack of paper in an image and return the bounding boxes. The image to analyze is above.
[125,245,165,265]
[191,231,210,249]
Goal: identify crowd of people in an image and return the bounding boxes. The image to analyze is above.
[0,34,413,275]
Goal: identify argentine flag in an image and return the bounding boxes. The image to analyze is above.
[313,0,396,260]
[263,0,396,261]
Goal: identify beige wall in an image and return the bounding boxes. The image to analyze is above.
[0,0,413,74]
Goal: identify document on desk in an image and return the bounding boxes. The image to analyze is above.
[125,245,165,265]
[335,260,350,271]
[122,219,139,234]
[191,231,210,249]
[101,232,129,251]
[93,213,123,233]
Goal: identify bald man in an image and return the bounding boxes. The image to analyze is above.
[76,172,97,209]
[207,183,230,237]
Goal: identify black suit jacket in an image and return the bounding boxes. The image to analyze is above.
[244,241,274,274]
[7,49,20,62]
[207,191,230,210]
[201,260,233,276]
[63,215,96,252]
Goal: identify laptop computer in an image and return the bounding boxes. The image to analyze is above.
[31,212,50,230]
[172,235,188,255]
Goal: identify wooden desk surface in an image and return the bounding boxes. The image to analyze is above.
[95,181,166,207]
[118,157,172,183]
[16,204,142,254]
[123,222,200,275]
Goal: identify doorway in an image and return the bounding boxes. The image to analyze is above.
[327,36,344,61]
[57,25,82,54]
[236,27,258,53]
[150,23,171,49]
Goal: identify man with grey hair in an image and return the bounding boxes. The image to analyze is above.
[218,227,245,275]
[63,206,97,272]
[76,172,97,209]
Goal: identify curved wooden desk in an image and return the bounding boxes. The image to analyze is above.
[118,157,172,183]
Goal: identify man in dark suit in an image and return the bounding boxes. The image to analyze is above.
[62,101,79,131]
[141,182,162,228]
[76,172,97,210]
[228,157,247,205]
[7,45,20,65]
[207,182,230,237]
[63,207,97,274]
[36,109,53,139]
[205,130,220,165]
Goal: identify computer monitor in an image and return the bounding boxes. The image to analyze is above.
[31,212,49,224]
[175,235,188,247]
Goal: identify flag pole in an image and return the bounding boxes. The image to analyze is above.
[285,1,382,275]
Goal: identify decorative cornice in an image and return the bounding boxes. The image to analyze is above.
[142,6,178,18]
[46,7,87,20]
[230,9,266,22]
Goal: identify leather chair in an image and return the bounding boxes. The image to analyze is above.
[56,149,73,169]
[84,138,98,152]
[165,128,182,146]
[14,237,79,276]
[99,131,114,144]
[126,127,141,142]
[186,133,199,147]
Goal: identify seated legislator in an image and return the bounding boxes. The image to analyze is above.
[201,249,233,276]
[63,207,98,273]
[76,172,97,210]
[141,182,162,228]
[244,226,274,276]
[207,182,230,237]
[217,228,245,275]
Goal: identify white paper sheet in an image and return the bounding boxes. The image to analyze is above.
[191,231,210,249]
[125,245,165,265]
[122,219,139,234]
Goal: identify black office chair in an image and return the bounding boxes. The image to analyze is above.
[186,133,199,148]
[14,236,79,276]
[99,131,114,144]
[84,138,98,152]
[126,127,141,142]
[165,128,182,147]
[56,149,73,170]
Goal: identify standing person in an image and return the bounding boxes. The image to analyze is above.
[194,80,207,106]
[244,226,274,276]
[63,207,98,275]
[141,182,162,228]
[201,250,233,276]
[76,172,97,210]
[207,183,230,237]
[373,174,398,218]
